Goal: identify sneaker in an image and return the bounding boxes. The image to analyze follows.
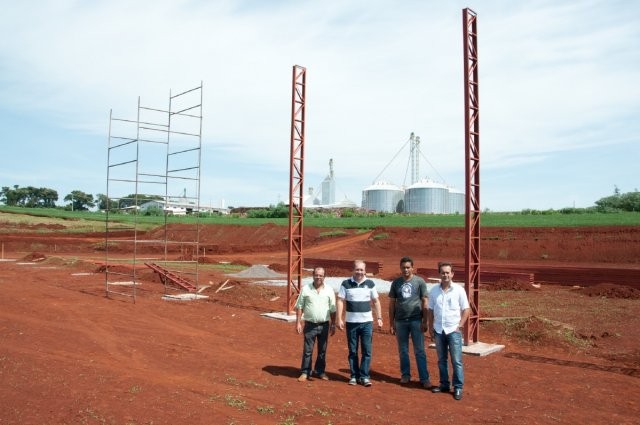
[348,377,357,385]
[400,376,410,384]
[422,380,433,389]
[361,378,372,387]
[297,373,308,382]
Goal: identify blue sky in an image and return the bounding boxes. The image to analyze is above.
[0,0,638,211]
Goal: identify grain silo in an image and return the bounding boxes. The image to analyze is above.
[321,159,336,205]
[405,179,449,214]
[361,181,404,213]
[448,187,465,214]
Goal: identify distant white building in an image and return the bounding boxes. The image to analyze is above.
[139,200,229,215]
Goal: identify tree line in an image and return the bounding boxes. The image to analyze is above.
[593,186,640,212]
[1,184,639,213]
[0,185,162,211]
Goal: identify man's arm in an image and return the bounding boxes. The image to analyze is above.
[336,297,345,330]
[372,297,383,330]
[329,291,337,335]
[427,308,434,338]
[294,290,305,334]
[296,308,304,334]
[459,307,470,331]
[420,296,429,332]
[388,298,396,335]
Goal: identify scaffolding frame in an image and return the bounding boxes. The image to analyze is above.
[105,84,204,301]
[286,65,306,314]
[463,8,481,344]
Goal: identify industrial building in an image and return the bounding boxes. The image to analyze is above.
[361,181,404,213]
[305,158,358,210]
[138,199,229,215]
[361,133,465,214]
[361,180,464,214]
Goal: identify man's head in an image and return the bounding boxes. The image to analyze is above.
[353,260,366,282]
[312,267,325,287]
[399,256,414,279]
[438,261,454,285]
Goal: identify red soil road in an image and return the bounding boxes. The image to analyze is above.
[0,223,639,424]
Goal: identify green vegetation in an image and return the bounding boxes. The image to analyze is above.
[63,190,95,211]
[1,205,639,229]
[594,186,640,212]
[246,203,288,218]
[1,185,58,208]
[128,385,142,394]
[318,230,348,238]
[257,406,275,415]
[224,394,247,410]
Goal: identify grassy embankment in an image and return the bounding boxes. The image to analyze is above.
[1,206,639,231]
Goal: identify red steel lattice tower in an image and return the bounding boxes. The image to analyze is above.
[287,65,307,315]
[463,8,480,344]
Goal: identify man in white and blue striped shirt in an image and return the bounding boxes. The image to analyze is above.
[336,260,383,387]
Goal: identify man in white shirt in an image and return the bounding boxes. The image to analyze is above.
[427,261,470,400]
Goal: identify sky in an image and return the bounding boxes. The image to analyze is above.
[0,0,638,212]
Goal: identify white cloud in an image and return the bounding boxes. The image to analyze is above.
[0,0,638,210]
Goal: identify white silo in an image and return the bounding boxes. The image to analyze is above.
[405,179,449,214]
[361,181,404,213]
[448,187,465,214]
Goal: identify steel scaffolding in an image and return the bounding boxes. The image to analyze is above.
[105,84,204,301]
[287,65,306,314]
[463,8,481,344]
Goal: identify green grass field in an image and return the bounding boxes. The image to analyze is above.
[1,206,639,231]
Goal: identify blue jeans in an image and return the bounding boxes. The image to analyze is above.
[433,330,464,389]
[395,319,429,383]
[346,321,373,380]
[300,322,330,376]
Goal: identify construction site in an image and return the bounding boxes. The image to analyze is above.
[1,7,640,425]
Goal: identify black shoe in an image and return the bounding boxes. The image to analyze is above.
[431,386,450,393]
[454,388,463,400]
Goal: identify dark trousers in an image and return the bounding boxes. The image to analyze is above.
[300,321,330,376]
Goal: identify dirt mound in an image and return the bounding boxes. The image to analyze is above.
[94,264,136,274]
[483,316,591,350]
[484,278,537,291]
[602,349,640,368]
[210,281,283,311]
[580,283,640,299]
[21,252,46,262]
[268,263,288,272]
[323,266,354,277]
[198,256,217,264]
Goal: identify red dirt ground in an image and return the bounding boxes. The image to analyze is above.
[1,223,640,424]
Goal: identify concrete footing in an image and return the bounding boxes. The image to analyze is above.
[261,312,296,322]
[428,341,505,356]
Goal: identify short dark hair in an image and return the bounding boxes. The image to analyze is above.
[438,261,453,273]
[400,256,413,266]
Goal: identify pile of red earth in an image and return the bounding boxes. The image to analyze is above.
[21,252,46,262]
[483,278,536,291]
[268,263,288,273]
[579,283,640,299]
